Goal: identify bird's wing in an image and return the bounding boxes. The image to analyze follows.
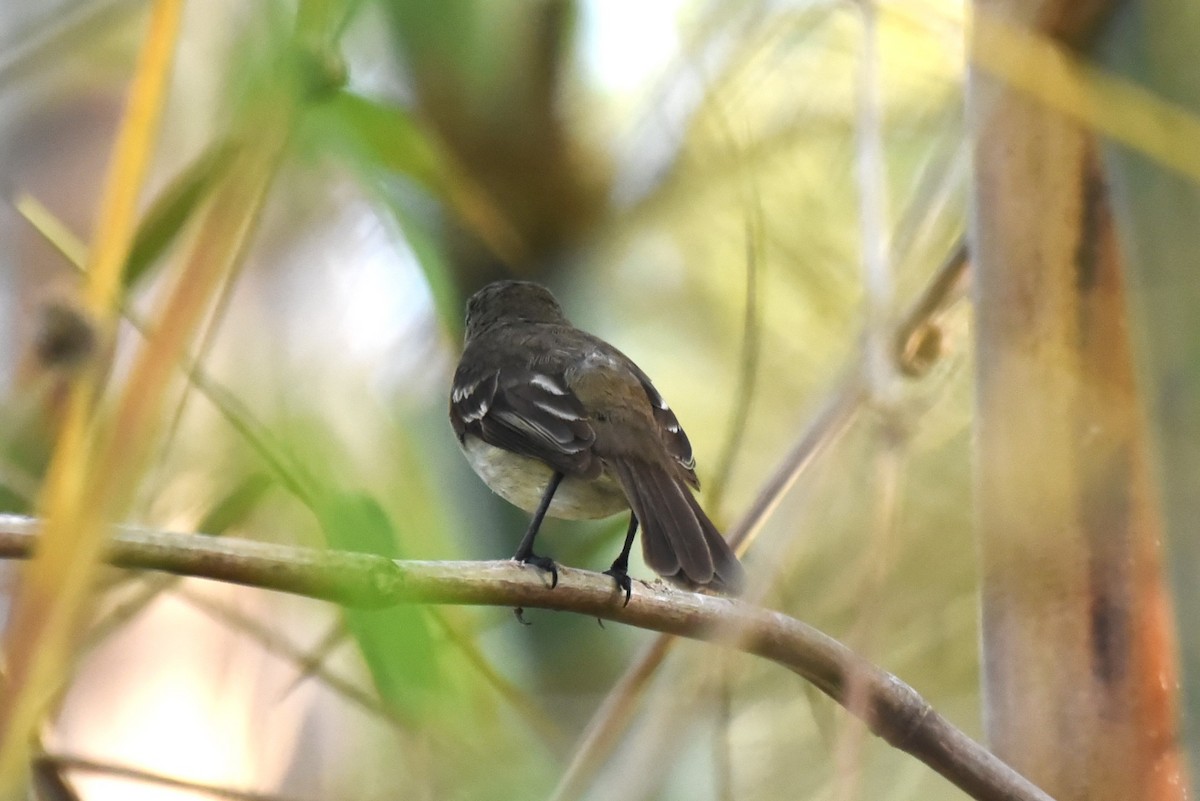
[568,333,700,487]
[630,369,699,487]
[450,364,598,477]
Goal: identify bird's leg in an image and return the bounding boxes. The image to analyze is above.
[513,471,563,588]
[604,514,639,606]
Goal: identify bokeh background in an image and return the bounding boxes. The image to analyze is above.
[0,1,983,799]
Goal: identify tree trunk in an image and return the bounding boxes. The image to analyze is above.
[969,4,1185,799]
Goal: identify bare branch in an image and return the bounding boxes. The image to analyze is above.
[558,236,968,799]
[893,240,969,378]
[0,514,1051,801]
[37,754,303,801]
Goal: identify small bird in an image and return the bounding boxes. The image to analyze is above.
[449,280,744,602]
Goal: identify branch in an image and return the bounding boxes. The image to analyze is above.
[555,240,970,800]
[38,753,301,801]
[0,515,1053,801]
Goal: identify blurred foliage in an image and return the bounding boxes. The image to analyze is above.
[122,140,235,290]
[0,0,1001,800]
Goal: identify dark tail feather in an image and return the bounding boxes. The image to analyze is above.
[613,459,745,596]
[682,487,745,595]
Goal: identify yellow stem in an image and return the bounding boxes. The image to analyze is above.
[0,0,185,788]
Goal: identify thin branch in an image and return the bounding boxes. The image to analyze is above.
[553,236,965,801]
[894,240,969,378]
[170,584,408,730]
[38,754,304,801]
[15,186,548,744]
[0,0,142,89]
[550,368,865,801]
[549,633,678,801]
[729,363,866,554]
[425,610,567,750]
[836,3,905,797]
[854,0,898,406]
[176,585,565,751]
[705,94,765,514]
[30,755,80,801]
[0,515,1052,801]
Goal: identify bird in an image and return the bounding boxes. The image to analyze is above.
[448,279,744,603]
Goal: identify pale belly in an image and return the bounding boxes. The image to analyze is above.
[460,436,628,520]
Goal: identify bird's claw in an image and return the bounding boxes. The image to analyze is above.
[604,566,633,607]
[510,552,559,624]
[514,553,559,589]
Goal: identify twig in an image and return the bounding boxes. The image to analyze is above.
[170,584,408,730]
[854,0,897,408]
[551,369,866,801]
[0,515,1052,801]
[837,2,904,796]
[705,95,765,514]
[0,0,141,88]
[554,236,966,801]
[893,240,969,378]
[37,754,304,801]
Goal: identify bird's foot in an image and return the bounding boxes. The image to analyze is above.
[513,552,559,589]
[604,564,633,607]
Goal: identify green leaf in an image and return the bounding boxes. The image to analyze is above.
[124,140,238,289]
[315,491,440,717]
[301,90,468,332]
[197,473,273,535]
[381,190,463,336]
[310,90,447,191]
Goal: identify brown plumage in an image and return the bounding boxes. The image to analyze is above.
[449,280,744,599]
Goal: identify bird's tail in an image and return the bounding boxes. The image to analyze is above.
[613,459,744,595]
